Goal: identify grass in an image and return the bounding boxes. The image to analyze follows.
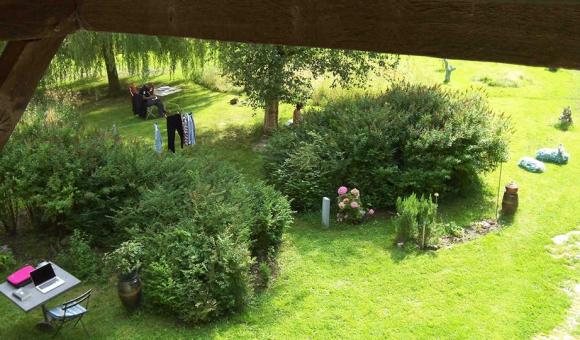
[1,56,579,339]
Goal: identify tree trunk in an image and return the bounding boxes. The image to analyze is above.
[102,40,121,96]
[263,98,279,134]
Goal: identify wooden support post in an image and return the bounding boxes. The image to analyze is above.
[0,37,64,151]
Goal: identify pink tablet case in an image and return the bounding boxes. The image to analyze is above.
[7,265,35,288]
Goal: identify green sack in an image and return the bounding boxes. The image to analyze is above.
[519,157,545,173]
[536,144,569,164]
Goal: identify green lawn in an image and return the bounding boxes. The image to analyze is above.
[1,57,579,339]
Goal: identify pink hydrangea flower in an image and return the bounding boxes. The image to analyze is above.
[350,201,359,209]
[338,202,345,209]
[368,209,375,215]
[350,188,360,197]
[337,186,348,196]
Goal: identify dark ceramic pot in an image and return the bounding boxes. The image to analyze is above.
[502,192,519,214]
[505,182,519,194]
[117,271,142,311]
[502,182,519,214]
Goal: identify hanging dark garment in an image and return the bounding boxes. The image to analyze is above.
[132,93,146,118]
[166,114,184,153]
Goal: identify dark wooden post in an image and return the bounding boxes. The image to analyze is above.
[0,37,65,151]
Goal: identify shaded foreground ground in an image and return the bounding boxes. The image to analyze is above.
[0,57,579,339]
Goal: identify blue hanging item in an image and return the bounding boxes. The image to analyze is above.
[112,123,120,143]
[154,123,162,154]
[518,157,545,173]
[536,144,569,164]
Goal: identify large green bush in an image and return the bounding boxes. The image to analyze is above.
[0,148,21,235]
[0,113,134,241]
[0,110,97,236]
[264,82,511,210]
[116,161,292,323]
[1,102,293,324]
[115,159,293,263]
[140,220,252,323]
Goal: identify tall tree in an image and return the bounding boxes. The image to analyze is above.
[218,43,397,133]
[102,37,121,94]
[46,33,209,96]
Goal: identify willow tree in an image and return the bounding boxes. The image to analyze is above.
[218,43,397,133]
[47,32,209,96]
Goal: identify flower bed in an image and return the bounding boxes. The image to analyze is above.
[336,186,374,224]
[438,219,500,248]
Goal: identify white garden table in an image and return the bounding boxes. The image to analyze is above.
[154,85,182,97]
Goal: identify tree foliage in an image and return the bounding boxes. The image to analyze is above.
[218,43,397,132]
[45,32,210,95]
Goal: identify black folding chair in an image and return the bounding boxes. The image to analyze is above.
[44,289,92,337]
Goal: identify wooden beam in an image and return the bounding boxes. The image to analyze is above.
[0,37,65,151]
[74,0,580,69]
[0,0,78,40]
[1,1,579,68]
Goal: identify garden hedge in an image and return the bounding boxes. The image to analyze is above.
[264,82,511,211]
[0,104,293,323]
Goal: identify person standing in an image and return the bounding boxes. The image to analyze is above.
[293,103,304,125]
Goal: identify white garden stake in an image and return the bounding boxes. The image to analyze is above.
[322,197,330,228]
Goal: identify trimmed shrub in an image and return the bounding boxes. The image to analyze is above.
[258,262,272,288]
[138,219,252,323]
[246,183,293,261]
[395,194,420,243]
[114,160,292,323]
[264,131,348,212]
[56,230,102,281]
[0,245,16,275]
[264,82,511,210]
[395,194,439,248]
[119,165,252,323]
